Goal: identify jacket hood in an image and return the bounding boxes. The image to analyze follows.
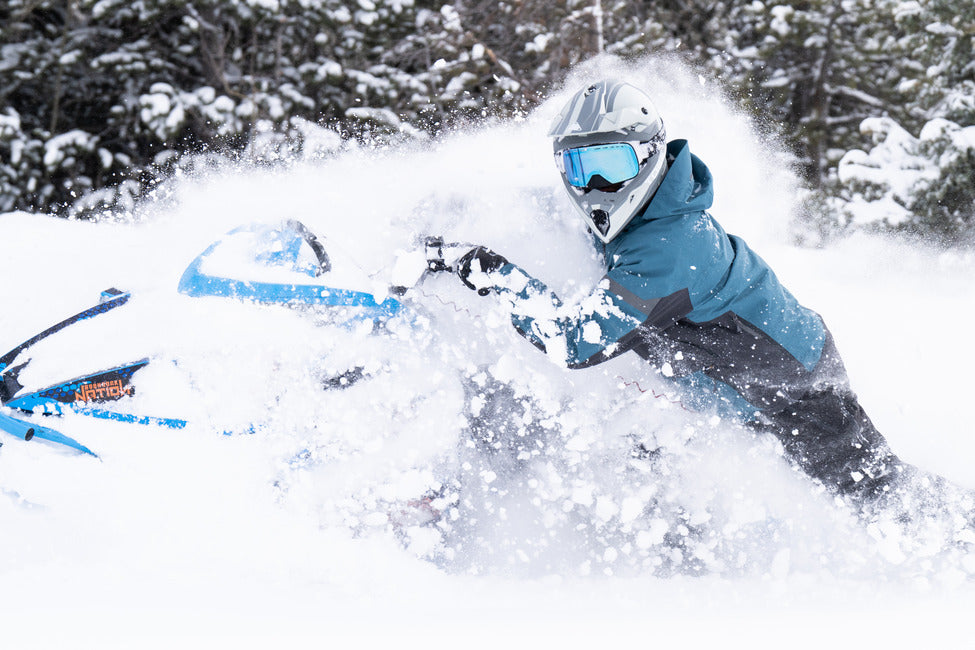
[631,140,713,226]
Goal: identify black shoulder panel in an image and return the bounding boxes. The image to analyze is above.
[569,287,692,370]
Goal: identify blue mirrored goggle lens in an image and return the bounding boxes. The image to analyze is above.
[560,143,640,188]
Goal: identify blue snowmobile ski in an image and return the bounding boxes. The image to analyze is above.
[0,289,185,454]
[6,358,149,412]
[4,358,189,431]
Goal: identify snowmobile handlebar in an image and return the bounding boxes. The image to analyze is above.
[389,236,474,294]
[423,236,456,273]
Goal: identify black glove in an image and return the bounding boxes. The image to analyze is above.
[456,246,509,296]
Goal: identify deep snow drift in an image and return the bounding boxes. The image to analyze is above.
[3,59,975,647]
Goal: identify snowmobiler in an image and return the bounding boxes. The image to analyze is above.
[452,79,919,510]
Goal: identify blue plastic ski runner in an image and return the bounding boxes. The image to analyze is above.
[0,410,34,440]
[177,222,403,320]
[70,407,187,429]
[1,390,186,456]
[0,409,96,456]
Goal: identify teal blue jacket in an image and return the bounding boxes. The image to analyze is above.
[486,140,827,420]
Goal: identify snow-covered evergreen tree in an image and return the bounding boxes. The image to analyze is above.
[823,0,975,240]
[1,0,447,216]
[2,0,973,239]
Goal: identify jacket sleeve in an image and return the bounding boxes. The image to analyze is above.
[485,262,692,369]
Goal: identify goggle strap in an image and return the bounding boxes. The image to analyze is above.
[631,132,666,163]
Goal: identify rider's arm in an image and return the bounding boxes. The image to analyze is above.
[480,261,692,369]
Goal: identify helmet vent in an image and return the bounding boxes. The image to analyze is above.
[590,210,610,236]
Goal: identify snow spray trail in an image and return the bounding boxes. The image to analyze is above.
[1,55,973,594]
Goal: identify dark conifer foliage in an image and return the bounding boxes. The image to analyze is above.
[1,1,972,240]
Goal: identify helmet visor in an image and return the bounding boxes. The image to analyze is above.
[556,143,640,189]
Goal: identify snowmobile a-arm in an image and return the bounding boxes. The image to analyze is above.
[0,410,35,441]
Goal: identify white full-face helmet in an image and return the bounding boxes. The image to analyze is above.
[549,80,667,243]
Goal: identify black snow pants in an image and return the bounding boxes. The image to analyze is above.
[752,330,914,504]
[757,384,902,500]
[639,318,912,504]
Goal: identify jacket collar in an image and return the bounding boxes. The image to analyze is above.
[633,139,714,224]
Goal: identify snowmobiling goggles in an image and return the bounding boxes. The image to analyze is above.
[555,138,662,189]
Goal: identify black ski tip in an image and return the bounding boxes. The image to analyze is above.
[99,287,128,303]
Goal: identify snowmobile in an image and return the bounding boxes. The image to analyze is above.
[0,220,463,456]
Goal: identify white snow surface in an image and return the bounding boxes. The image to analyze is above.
[3,60,975,647]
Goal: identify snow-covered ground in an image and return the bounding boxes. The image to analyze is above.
[3,60,975,648]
